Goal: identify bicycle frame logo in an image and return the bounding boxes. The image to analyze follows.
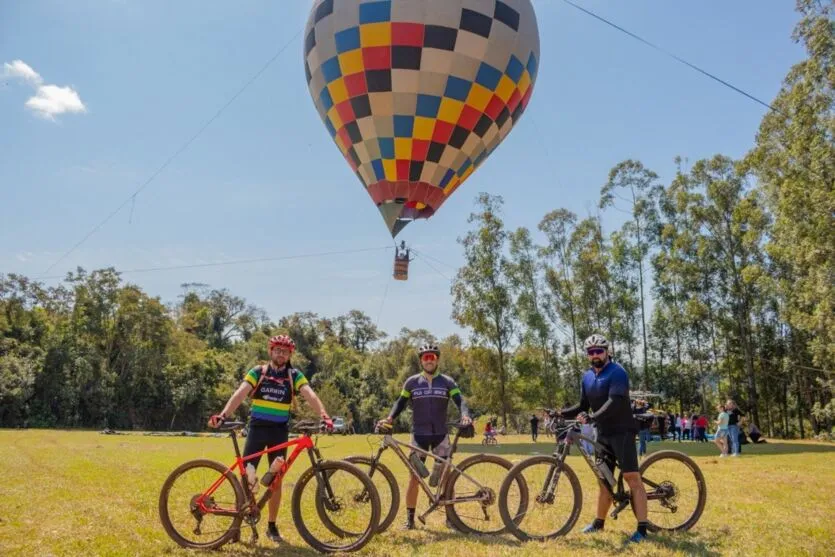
[560,428,617,489]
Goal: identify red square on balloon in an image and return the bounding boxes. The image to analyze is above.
[396,160,410,181]
[507,89,522,113]
[485,95,505,120]
[457,105,482,130]
[411,139,430,161]
[344,73,368,96]
[362,47,392,71]
[392,23,424,47]
[432,121,454,143]
[335,100,355,124]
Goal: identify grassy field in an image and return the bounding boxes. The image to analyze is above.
[0,429,833,556]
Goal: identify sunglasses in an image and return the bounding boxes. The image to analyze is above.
[421,353,438,362]
[586,348,606,356]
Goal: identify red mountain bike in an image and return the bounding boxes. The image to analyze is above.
[158,420,380,553]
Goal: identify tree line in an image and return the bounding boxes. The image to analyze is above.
[1,1,832,438]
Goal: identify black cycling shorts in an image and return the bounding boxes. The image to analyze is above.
[597,432,639,474]
[243,423,289,471]
[411,433,450,462]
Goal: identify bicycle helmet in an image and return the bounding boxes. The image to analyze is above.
[418,343,440,357]
[583,334,609,351]
[269,335,296,352]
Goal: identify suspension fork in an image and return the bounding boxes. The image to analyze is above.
[541,441,570,499]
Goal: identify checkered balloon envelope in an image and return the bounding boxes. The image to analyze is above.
[304,0,540,237]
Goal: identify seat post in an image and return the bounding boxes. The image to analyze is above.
[231,431,242,459]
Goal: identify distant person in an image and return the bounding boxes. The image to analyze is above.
[530,413,540,442]
[726,399,744,457]
[714,404,730,457]
[675,414,683,442]
[631,398,653,457]
[695,414,709,442]
[667,412,676,440]
[682,415,691,441]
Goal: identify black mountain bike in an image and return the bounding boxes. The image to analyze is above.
[498,416,707,541]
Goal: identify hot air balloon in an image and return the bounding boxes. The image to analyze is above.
[304,0,540,240]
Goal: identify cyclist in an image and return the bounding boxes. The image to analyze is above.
[559,333,649,544]
[208,335,333,544]
[377,343,473,530]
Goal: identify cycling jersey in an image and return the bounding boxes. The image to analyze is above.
[562,360,637,435]
[244,365,308,426]
[390,372,467,436]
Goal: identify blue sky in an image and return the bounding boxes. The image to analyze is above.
[1,0,804,340]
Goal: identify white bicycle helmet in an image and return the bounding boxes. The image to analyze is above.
[583,334,610,351]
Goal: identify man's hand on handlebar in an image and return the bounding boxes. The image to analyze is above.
[208,413,226,428]
[460,415,472,426]
[375,416,393,433]
[577,412,591,425]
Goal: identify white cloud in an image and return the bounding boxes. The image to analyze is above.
[3,60,42,85]
[3,59,86,120]
[25,84,87,119]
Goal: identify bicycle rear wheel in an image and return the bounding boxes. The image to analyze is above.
[498,456,582,542]
[444,454,526,535]
[158,459,245,550]
[639,450,706,531]
[292,460,380,553]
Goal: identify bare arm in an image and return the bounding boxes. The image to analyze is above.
[299,385,330,419]
[220,382,253,418]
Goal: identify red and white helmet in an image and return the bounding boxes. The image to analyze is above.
[269,335,295,352]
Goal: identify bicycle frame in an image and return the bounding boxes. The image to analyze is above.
[552,427,625,501]
[196,430,321,518]
[369,429,490,523]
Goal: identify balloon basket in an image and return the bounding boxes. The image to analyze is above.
[393,257,409,281]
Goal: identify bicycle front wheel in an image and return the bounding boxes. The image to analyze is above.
[444,454,526,535]
[344,456,400,533]
[639,450,706,532]
[292,460,380,553]
[498,456,582,542]
[158,459,245,550]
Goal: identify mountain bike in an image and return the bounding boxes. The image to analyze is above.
[158,420,380,553]
[343,422,527,534]
[498,416,707,541]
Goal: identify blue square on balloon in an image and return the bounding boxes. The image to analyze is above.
[394,115,414,137]
[444,76,472,101]
[506,55,524,83]
[416,94,441,118]
[319,87,334,111]
[372,159,385,180]
[324,118,336,137]
[335,27,361,53]
[359,1,391,24]
[378,137,395,159]
[526,52,538,79]
[321,56,342,83]
[440,169,455,188]
[475,63,502,91]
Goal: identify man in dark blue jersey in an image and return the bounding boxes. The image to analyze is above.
[560,334,649,544]
[379,343,472,530]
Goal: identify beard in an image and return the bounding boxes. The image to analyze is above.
[591,357,605,369]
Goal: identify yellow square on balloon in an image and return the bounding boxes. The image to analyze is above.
[413,117,435,140]
[328,78,349,105]
[518,71,532,96]
[466,83,493,111]
[495,75,515,103]
[327,107,343,130]
[383,159,397,181]
[395,138,412,160]
[437,98,464,124]
[339,50,364,76]
[360,23,391,47]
